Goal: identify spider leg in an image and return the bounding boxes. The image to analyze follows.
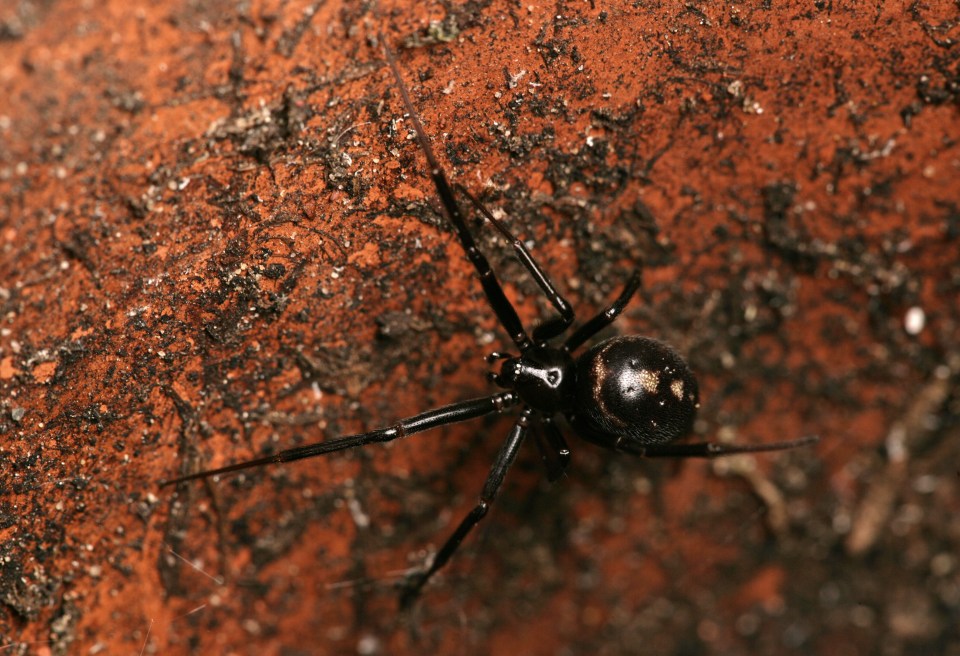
[161,392,519,486]
[616,434,819,459]
[382,42,534,352]
[455,183,575,343]
[533,416,571,482]
[400,407,532,608]
[564,269,641,352]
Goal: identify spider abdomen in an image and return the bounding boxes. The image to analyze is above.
[569,336,700,448]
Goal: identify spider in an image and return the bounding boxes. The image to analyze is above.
[163,39,817,608]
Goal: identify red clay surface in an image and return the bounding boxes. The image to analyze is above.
[1,1,958,655]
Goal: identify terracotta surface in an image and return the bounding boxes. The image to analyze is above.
[2,1,958,654]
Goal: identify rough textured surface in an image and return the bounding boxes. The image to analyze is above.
[1,1,958,654]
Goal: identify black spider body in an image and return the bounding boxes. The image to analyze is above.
[495,336,699,449]
[571,336,699,449]
[163,37,817,608]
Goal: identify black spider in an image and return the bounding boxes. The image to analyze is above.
[163,40,817,608]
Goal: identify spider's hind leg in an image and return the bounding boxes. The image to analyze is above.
[399,407,532,608]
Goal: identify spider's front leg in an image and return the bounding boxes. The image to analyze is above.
[382,44,531,351]
[455,184,575,343]
[383,42,576,350]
